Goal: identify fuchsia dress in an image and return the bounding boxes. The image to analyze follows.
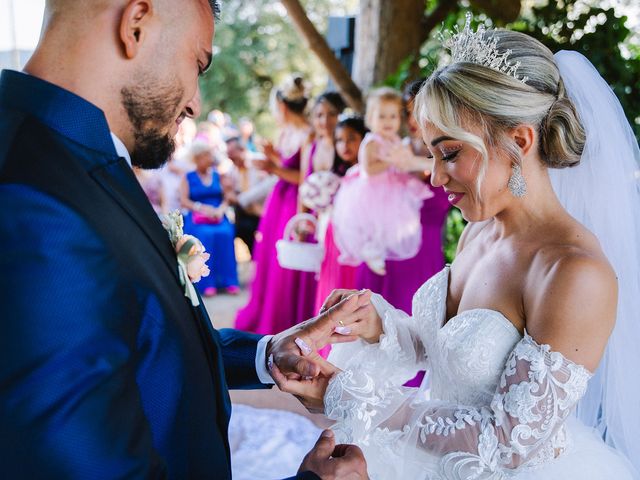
[235,149,318,334]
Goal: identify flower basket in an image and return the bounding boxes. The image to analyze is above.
[276,213,325,273]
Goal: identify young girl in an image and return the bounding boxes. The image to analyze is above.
[314,116,369,314]
[332,87,433,275]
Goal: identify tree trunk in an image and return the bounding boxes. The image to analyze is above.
[280,0,365,112]
[353,0,430,93]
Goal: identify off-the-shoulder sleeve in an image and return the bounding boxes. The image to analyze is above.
[328,293,429,387]
[325,333,592,478]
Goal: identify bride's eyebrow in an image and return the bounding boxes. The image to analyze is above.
[431,136,455,146]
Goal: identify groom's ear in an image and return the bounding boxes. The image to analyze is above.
[119,0,155,59]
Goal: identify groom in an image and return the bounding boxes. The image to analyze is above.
[0,0,366,478]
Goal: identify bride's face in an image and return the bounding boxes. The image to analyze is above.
[422,123,514,222]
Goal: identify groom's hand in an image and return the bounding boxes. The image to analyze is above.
[299,430,368,480]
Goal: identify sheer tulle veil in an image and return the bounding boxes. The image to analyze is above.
[551,50,640,471]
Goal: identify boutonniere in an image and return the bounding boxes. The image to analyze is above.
[162,210,210,306]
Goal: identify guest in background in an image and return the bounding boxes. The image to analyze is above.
[181,140,239,297]
[239,117,258,152]
[315,116,368,314]
[225,136,276,254]
[134,167,164,215]
[235,74,317,334]
[302,92,346,177]
[161,118,197,214]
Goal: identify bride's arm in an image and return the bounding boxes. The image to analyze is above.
[326,255,616,473]
[328,292,429,385]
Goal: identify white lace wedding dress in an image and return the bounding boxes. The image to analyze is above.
[325,266,636,479]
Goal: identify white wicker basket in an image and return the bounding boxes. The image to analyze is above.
[276,213,325,273]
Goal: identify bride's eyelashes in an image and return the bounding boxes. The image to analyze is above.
[441,150,460,162]
[426,148,461,163]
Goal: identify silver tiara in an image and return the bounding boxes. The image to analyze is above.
[441,12,529,84]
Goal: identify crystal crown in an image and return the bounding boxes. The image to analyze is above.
[442,12,529,84]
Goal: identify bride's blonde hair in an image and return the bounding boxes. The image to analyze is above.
[414,29,586,192]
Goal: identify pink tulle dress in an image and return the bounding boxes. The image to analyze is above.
[332,132,433,268]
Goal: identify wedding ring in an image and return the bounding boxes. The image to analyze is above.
[338,320,345,327]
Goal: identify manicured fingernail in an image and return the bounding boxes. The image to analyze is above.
[335,326,352,335]
[267,354,274,371]
[295,337,312,355]
[321,429,334,438]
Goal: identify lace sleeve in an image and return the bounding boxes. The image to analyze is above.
[328,293,428,386]
[325,333,592,478]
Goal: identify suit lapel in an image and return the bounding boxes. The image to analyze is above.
[93,157,232,457]
[90,158,182,287]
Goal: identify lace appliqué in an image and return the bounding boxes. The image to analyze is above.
[325,333,591,479]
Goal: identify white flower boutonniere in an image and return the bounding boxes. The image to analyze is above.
[162,210,211,306]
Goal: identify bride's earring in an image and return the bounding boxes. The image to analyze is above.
[508,163,527,197]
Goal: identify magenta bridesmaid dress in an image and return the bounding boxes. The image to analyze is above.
[235,148,318,334]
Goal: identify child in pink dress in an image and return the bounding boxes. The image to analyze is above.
[314,116,368,314]
[332,88,433,275]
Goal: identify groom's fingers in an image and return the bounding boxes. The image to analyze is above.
[293,338,340,377]
[278,352,320,378]
[310,430,336,459]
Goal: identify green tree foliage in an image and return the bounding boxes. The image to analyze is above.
[392,1,640,140]
[199,0,357,136]
[512,1,640,140]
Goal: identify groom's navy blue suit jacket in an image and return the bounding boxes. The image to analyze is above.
[0,70,318,480]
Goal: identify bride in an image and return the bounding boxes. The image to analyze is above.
[269,19,640,479]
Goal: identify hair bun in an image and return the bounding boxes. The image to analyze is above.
[280,74,309,103]
[540,79,585,168]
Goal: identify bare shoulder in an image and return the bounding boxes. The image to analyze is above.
[456,219,491,255]
[525,228,617,371]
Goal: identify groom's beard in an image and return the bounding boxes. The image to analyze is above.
[121,79,184,170]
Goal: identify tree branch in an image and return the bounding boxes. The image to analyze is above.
[280,0,364,113]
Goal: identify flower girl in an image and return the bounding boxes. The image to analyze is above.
[332,88,433,275]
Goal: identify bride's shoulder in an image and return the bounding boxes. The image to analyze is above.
[524,231,616,371]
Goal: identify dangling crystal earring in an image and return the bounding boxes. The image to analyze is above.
[508,163,527,197]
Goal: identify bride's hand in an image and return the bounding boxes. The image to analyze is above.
[320,289,383,343]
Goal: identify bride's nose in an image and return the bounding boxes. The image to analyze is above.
[430,159,448,188]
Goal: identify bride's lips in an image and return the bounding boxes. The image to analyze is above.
[446,191,465,205]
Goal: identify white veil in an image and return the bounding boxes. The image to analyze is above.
[551,50,640,471]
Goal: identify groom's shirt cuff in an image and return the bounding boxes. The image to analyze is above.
[255,335,275,384]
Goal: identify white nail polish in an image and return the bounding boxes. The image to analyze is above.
[295,337,312,355]
[335,326,352,335]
